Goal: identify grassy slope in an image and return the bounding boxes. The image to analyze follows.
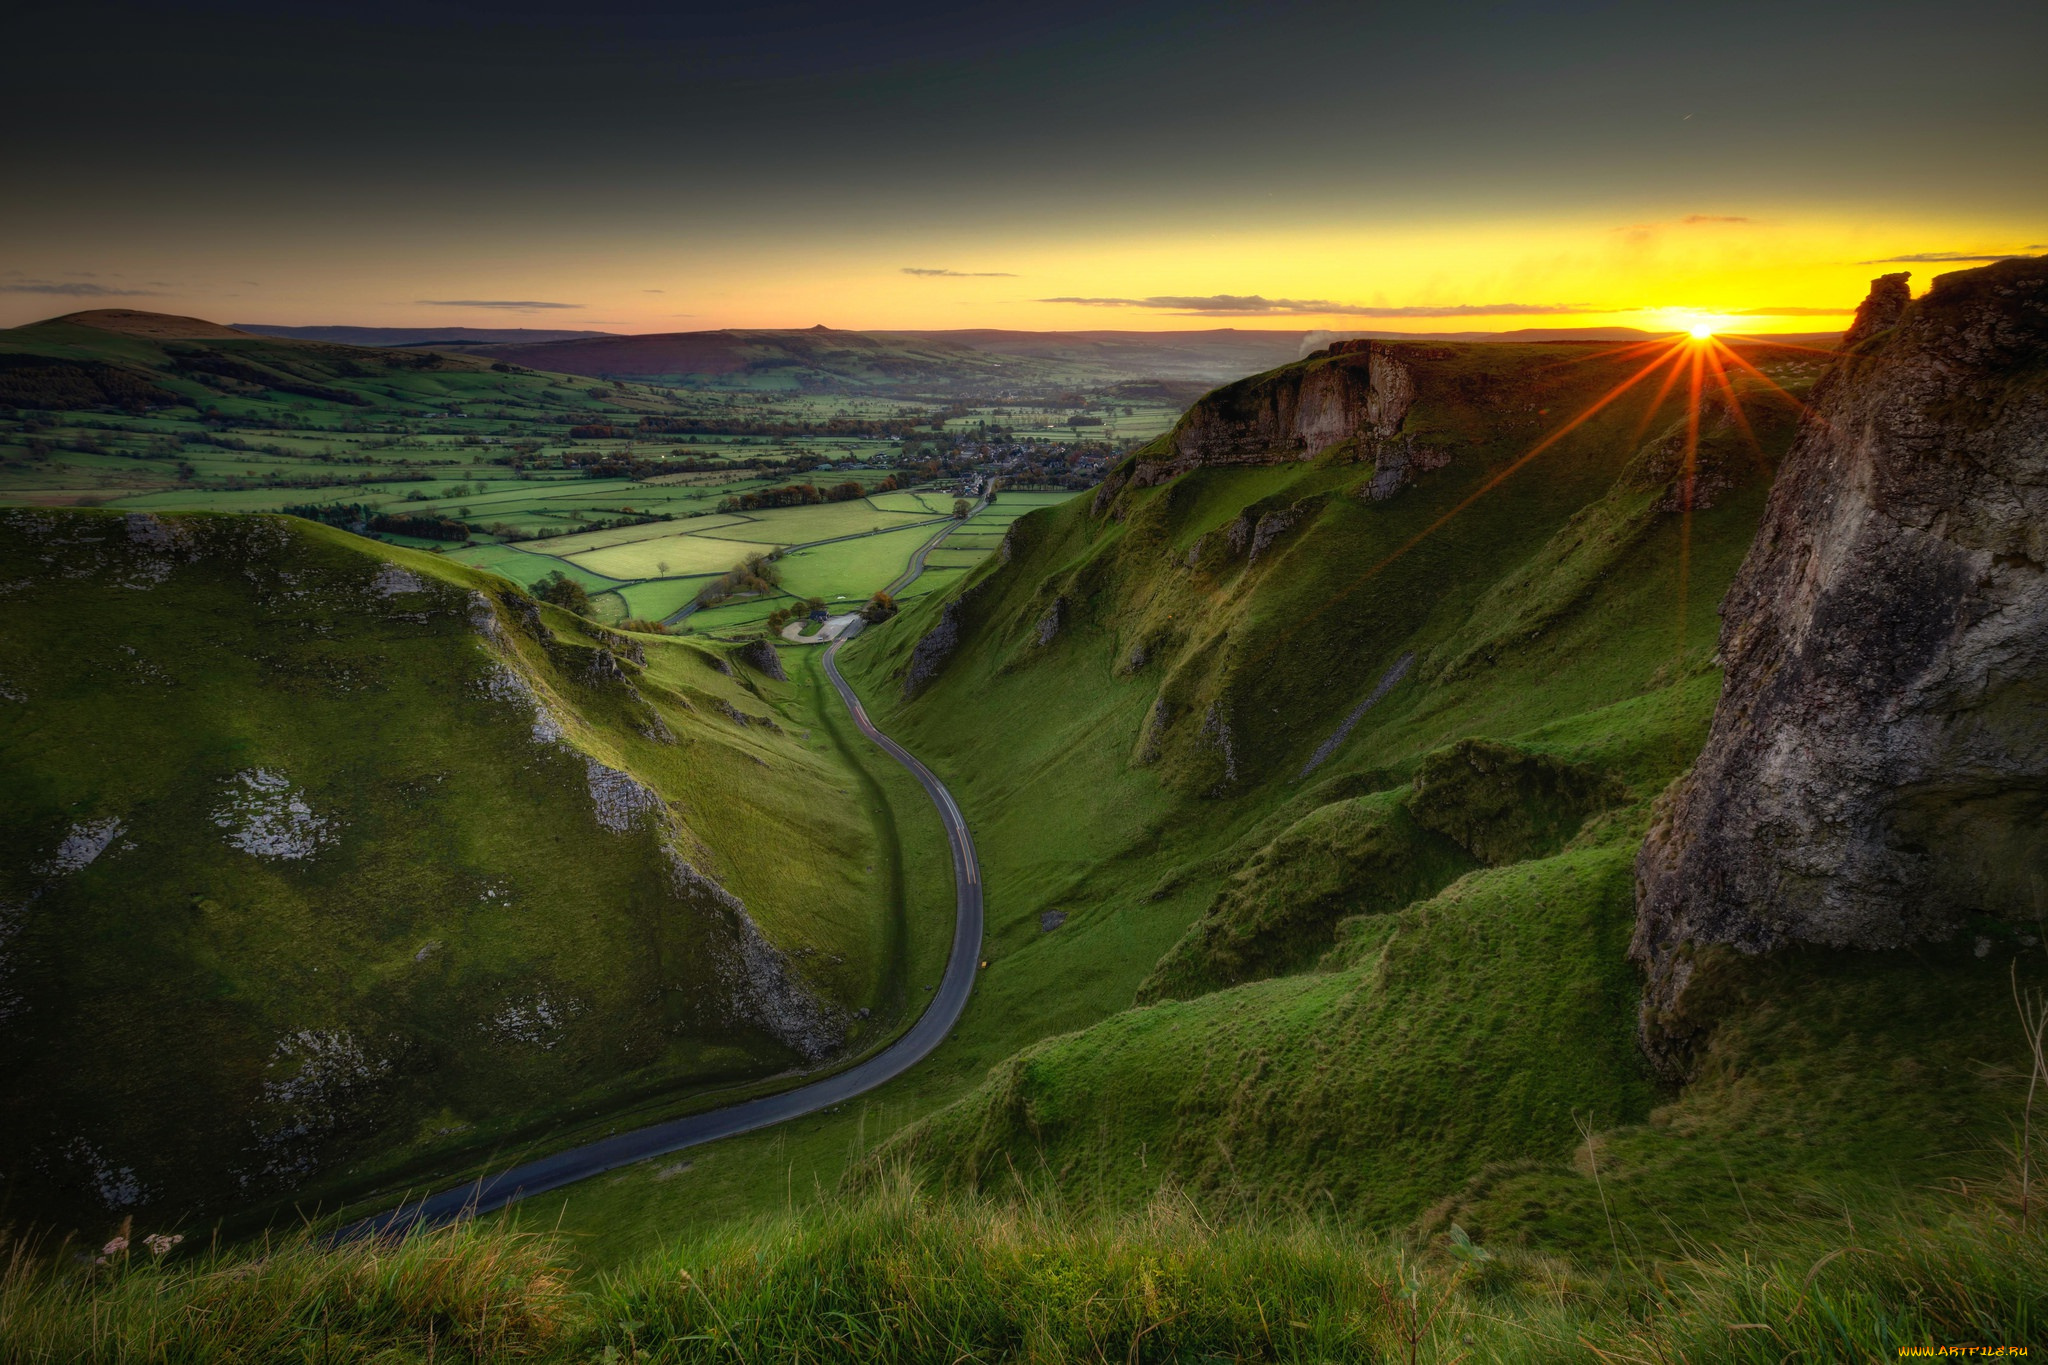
[7,335,2045,1354]
[490,345,1814,1266]
[816,338,2045,1261]
[0,510,950,1235]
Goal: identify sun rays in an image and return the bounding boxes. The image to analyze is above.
[1240,328,1823,675]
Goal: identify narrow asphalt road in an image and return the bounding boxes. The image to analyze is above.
[340,638,983,1239]
[882,500,983,598]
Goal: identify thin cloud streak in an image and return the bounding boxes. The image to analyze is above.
[903,267,1017,278]
[1727,305,1853,316]
[417,299,582,310]
[1856,250,2033,264]
[1039,294,1596,318]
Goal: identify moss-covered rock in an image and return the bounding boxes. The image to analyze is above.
[1136,789,1475,1003]
[1408,738,1625,866]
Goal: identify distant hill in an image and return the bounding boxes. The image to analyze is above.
[235,324,617,346]
[472,327,1318,393]
[0,310,604,416]
[42,309,259,340]
[471,326,1066,396]
[892,329,1312,381]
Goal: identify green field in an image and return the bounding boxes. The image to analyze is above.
[694,500,940,543]
[776,523,953,602]
[564,533,782,579]
[518,513,748,555]
[445,542,627,592]
[0,318,1132,651]
[614,576,720,621]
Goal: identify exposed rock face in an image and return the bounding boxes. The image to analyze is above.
[1634,259,2048,1067]
[1033,596,1066,647]
[1116,344,1416,492]
[902,602,964,698]
[734,639,786,681]
[902,577,996,698]
[1409,739,1623,867]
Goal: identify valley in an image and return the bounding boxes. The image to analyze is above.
[4,262,2045,1360]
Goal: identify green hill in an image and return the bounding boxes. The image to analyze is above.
[7,311,2043,1360]
[829,331,2041,1257]
[0,509,949,1231]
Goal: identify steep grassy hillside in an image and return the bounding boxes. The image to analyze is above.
[0,509,950,1233]
[823,333,2044,1255]
[474,338,1861,1265]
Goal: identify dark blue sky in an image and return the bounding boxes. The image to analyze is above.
[4,0,2042,329]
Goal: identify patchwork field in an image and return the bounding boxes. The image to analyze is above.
[561,534,782,580]
[0,316,1119,645]
[776,523,951,602]
[693,501,941,543]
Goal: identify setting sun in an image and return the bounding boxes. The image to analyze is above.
[1689,322,1716,339]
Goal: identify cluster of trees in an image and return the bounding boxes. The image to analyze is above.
[281,502,472,541]
[532,571,593,613]
[717,481,866,513]
[503,511,669,541]
[695,553,780,608]
[858,591,899,624]
[0,356,177,413]
[167,350,370,407]
[520,449,826,481]
[636,414,925,439]
[764,597,829,634]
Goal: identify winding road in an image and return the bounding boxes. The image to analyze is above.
[341,639,983,1239]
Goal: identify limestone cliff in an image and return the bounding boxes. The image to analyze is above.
[1633,257,2048,1069]
[1095,342,1415,507]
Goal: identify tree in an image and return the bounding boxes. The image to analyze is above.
[532,571,591,615]
[859,591,898,624]
[952,498,971,519]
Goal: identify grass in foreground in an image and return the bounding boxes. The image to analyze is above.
[5,1173,2039,1362]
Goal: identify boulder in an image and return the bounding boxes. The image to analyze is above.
[734,639,786,681]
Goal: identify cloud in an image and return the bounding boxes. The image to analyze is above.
[0,280,160,297]
[903,267,1017,278]
[643,288,665,294]
[1681,214,1752,224]
[1856,251,2029,264]
[417,299,582,310]
[1038,294,1594,318]
[1726,305,1854,316]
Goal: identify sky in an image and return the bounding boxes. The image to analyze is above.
[3,0,2043,334]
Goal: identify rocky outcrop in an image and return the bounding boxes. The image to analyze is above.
[1033,596,1066,647]
[902,576,997,698]
[733,639,786,681]
[1120,343,1417,490]
[903,601,965,698]
[1409,739,1623,866]
[1634,259,2048,1067]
